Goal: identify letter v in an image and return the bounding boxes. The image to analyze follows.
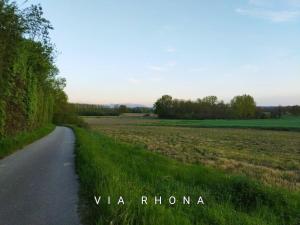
[94,196,101,205]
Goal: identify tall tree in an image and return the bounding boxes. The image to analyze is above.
[0,1,68,136]
[154,95,173,118]
[230,94,256,119]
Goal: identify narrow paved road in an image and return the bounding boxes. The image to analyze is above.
[0,127,81,225]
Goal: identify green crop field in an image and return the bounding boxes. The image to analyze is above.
[149,116,300,131]
[75,116,300,225]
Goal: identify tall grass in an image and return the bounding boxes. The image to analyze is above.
[74,127,300,225]
[0,124,55,159]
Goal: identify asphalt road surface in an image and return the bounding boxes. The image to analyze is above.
[0,127,81,225]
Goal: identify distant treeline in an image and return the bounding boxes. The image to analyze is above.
[73,98,300,119]
[72,103,152,116]
[154,95,300,119]
[280,105,300,116]
[0,1,76,137]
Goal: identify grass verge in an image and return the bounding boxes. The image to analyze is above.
[0,124,55,159]
[74,126,300,225]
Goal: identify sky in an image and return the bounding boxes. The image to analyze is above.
[18,0,300,106]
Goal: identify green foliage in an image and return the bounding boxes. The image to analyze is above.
[118,104,128,114]
[154,95,232,119]
[72,103,153,116]
[73,103,121,116]
[74,127,300,225]
[0,1,67,137]
[283,105,300,116]
[230,94,256,119]
[53,103,87,127]
[153,94,267,119]
[153,95,173,118]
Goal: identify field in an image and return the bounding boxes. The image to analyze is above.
[74,126,300,225]
[152,116,300,131]
[74,116,300,224]
[84,116,300,190]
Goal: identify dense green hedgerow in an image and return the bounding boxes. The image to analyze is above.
[0,1,66,138]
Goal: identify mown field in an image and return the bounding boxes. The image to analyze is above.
[74,120,300,225]
[77,116,300,224]
[84,116,300,190]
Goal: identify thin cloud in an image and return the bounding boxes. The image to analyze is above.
[128,77,141,84]
[166,61,177,67]
[148,61,177,72]
[162,25,176,32]
[289,0,300,7]
[249,0,300,7]
[248,0,272,7]
[166,47,176,53]
[237,0,300,22]
[240,64,260,73]
[189,67,207,72]
[148,77,162,82]
[236,8,300,22]
[148,66,167,72]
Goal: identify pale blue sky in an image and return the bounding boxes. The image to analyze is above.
[19,0,300,106]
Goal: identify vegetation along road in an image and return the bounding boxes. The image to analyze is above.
[0,127,80,225]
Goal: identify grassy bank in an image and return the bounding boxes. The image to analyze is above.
[74,127,300,225]
[0,124,55,159]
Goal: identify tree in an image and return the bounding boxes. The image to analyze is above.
[202,96,218,105]
[118,105,128,114]
[153,94,258,119]
[0,1,72,136]
[230,94,256,119]
[154,95,173,118]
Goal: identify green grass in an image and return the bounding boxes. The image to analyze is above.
[0,124,55,159]
[149,116,300,131]
[74,126,300,225]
